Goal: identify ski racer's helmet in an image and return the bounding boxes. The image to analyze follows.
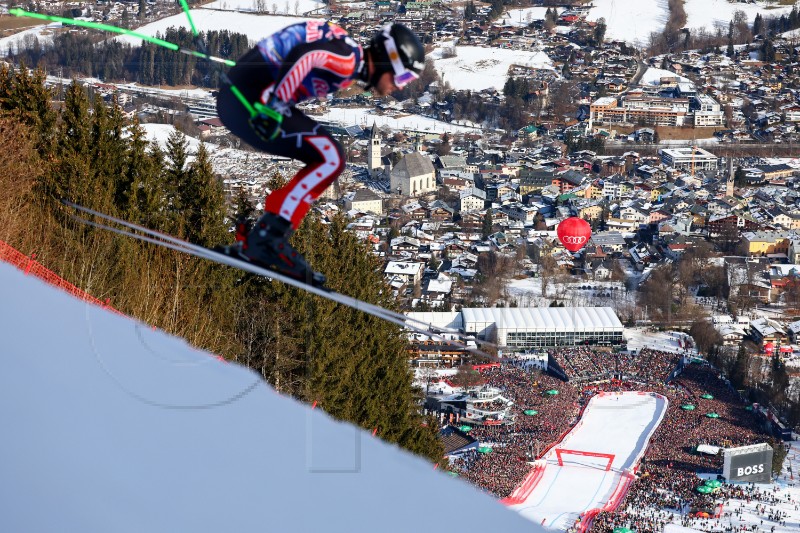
[366,23,425,89]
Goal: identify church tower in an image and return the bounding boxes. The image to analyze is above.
[368,123,382,177]
[726,157,735,197]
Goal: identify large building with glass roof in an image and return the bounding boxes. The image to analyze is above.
[408,307,624,350]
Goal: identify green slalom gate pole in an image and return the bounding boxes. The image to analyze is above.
[10,7,263,117]
[8,8,236,67]
[174,0,259,117]
[177,0,200,37]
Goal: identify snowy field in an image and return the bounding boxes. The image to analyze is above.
[204,0,325,14]
[0,260,541,532]
[114,11,315,47]
[139,123,216,153]
[586,0,800,46]
[586,0,670,47]
[317,106,481,134]
[503,7,553,27]
[0,13,317,55]
[505,276,636,314]
[0,21,60,54]
[430,45,555,92]
[508,392,668,529]
[684,0,799,33]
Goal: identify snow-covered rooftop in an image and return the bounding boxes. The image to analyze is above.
[462,306,623,332]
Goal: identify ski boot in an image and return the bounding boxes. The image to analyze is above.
[236,213,326,287]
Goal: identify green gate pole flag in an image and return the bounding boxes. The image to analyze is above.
[173,1,258,117]
[178,0,200,37]
[7,8,236,67]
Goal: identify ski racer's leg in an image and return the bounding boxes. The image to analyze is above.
[217,63,345,228]
[261,112,345,229]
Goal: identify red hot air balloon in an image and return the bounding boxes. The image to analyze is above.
[557,217,591,252]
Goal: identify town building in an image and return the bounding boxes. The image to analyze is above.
[659,147,718,172]
[345,188,384,215]
[390,151,437,197]
[407,308,623,350]
[589,95,690,128]
[742,231,792,256]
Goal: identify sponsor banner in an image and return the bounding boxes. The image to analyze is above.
[723,445,772,483]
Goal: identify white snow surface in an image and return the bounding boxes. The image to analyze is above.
[0,262,539,532]
[639,67,694,86]
[587,0,800,46]
[138,123,216,153]
[431,45,555,92]
[114,11,316,47]
[587,0,670,46]
[503,7,554,27]
[204,0,325,14]
[684,0,799,33]
[0,22,60,56]
[624,328,697,355]
[509,392,668,529]
[317,106,481,134]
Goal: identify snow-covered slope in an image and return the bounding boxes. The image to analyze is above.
[0,262,539,532]
[431,45,555,92]
[115,11,313,47]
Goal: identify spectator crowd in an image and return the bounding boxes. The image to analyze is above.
[440,348,779,533]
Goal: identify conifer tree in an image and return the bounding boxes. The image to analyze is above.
[482,211,493,239]
[89,93,127,213]
[184,143,228,247]
[52,81,94,206]
[0,63,56,153]
[731,344,751,389]
[120,121,165,225]
[267,170,288,192]
[163,129,191,236]
[295,214,443,461]
[232,189,256,223]
[753,13,765,37]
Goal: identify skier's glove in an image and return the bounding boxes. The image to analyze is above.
[249,101,284,142]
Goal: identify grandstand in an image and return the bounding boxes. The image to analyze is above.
[463,307,624,348]
[407,307,624,350]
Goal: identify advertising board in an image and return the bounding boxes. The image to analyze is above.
[722,443,773,483]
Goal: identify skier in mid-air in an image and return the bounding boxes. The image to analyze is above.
[216,21,425,286]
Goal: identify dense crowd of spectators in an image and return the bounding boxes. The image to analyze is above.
[549,348,682,384]
[440,348,778,533]
[589,363,773,532]
[449,366,581,497]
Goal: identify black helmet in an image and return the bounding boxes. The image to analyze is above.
[366,23,425,89]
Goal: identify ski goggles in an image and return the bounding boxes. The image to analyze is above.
[381,26,420,88]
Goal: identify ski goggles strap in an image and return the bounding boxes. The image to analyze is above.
[381,25,420,88]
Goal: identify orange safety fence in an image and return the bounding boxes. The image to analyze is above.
[0,239,125,316]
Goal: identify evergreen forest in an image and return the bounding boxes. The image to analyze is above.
[0,63,444,462]
[7,28,250,87]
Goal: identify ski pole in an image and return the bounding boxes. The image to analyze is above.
[7,8,236,67]
[174,0,259,117]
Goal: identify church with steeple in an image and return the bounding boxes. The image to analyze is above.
[367,123,390,179]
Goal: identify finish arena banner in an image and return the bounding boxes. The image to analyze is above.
[722,443,773,483]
